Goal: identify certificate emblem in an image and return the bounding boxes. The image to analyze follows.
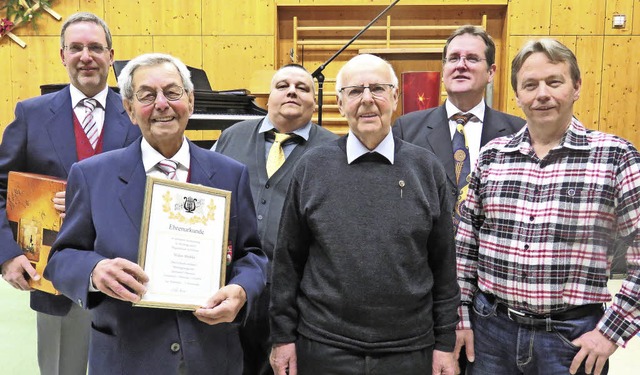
[183,196,199,213]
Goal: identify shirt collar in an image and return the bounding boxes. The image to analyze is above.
[70,84,109,110]
[258,116,312,142]
[445,98,486,123]
[501,117,590,154]
[346,130,395,164]
[141,137,191,173]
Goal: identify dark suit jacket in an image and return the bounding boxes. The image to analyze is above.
[393,104,525,198]
[44,139,267,374]
[214,118,338,268]
[0,85,141,315]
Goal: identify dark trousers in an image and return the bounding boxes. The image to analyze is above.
[240,285,273,375]
[296,335,433,375]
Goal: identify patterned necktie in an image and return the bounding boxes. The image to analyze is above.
[266,132,293,178]
[79,98,99,149]
[451,113,473,228]
[157,159,178,180]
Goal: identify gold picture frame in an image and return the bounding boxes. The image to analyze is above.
[135,177,230,311]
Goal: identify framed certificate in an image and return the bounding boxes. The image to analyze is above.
[134,177,230,310]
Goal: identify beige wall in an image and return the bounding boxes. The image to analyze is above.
[1,0,638,145]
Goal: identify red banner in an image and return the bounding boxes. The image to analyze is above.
[402,71,441,114]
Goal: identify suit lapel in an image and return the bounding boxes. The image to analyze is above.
[45,86,78,175]
[117,141,146,232]
[102,89,133,150]
[480,107,508,147]
[427,106,457,186]
[189,141,217,185]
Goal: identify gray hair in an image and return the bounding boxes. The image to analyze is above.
[117,53,194,101]
[511,38,581,92]
[335,54,399,93]
[60,12,112,49]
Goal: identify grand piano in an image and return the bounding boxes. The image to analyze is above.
[168,64,267,149]
[41,62,267,150]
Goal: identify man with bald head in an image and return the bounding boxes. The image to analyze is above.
[269,54,460,375]
[214,63,337,375]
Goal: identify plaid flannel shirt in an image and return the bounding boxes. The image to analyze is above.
[456,118,640,347]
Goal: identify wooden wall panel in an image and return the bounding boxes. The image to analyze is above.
[202,35,274,90]
[1,43,14,129]
[551,0,605,35]
[508,0,551,36]
[634,0,640,34]
[600,36,640,146]
[106,0,202,36]
[10,36,67,101]
[573,36,604,130]
[605,0,634,35]
[203,0,275,35]
[154,36,204,69]
[107,36,154,87]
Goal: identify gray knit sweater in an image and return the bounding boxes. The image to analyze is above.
[270,136,460,353]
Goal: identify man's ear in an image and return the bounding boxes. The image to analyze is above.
[337,95,345,117]
[123,99,137,124]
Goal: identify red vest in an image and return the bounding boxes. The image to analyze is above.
[73,112,104,160]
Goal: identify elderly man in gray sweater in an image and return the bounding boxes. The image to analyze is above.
[269,54,461,375]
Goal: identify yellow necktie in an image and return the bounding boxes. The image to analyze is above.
[266,132,293,177]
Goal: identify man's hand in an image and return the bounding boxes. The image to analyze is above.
[91,258,148,302]
[53,190,65,218]
[570,328,618,375]
[432,350,456,375]
[1,255,39,290]
[270,342,297,375]
[193,284,247,325]
[454,328,475,374]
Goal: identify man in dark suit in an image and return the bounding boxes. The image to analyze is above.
[392,25,525,373]
[45,53,267,375]
[0,12,140,375]
[213,64,338,375]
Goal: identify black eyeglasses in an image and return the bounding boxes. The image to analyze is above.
[64,43,109,55]
[339,83,395,100]
[135,86,185,105]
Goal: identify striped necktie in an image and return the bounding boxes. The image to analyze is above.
[266,132,293,178]
[79,98,100,149]
[451,113,473,228]
[157,159,178,180]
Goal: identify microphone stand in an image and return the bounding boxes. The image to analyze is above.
[311,0,400,126]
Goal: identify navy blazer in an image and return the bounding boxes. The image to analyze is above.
[0,85,140,315]
[393,104,525,196]
[44,139,267,374]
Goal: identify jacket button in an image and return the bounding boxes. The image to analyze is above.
[170,343,181,353]
[77,299,83,308]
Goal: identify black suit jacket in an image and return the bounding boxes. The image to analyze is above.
[393,104,525,197]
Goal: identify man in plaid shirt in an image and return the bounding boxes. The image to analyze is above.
[455,38,640,375]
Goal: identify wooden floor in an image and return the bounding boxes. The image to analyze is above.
[0,280,637,374]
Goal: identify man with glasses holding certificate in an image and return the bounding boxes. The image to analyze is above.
[269,54,460,375]
[45,53,267,375]
[0,12,140,375]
